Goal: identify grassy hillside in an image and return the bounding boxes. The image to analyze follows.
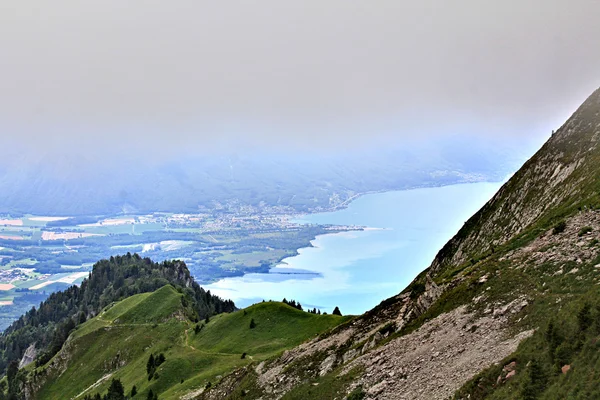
[191,301,351,358]
[0,254,235,379]
[24,285,349,400]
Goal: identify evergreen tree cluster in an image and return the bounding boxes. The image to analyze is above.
[281,298,303,311]
[81,378,137,400]
[146,389,158,400]
[281,298,331,315]
[0,253,235,375]
[146,353,165,380]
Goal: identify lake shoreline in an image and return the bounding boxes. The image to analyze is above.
[204,181,503,314]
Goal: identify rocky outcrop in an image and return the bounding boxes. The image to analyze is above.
[344,306,533,400]
[19,344,37,369]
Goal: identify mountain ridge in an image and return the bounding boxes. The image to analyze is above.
[18,286,349,400]
[0,254,235,382]
[431,87,600,275]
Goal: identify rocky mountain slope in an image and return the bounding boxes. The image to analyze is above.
[195,88,600,399]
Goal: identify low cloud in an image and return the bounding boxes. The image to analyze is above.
[1,1,599,157]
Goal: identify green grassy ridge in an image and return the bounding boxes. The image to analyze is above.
[114,285,190,324]
[191,301,353,357]
[1,255,236,380]
[27,286,349,400]
[71,286,187,339]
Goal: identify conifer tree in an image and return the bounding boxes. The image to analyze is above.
[146,354,155,375]
[578,303,592,332]
[105,378,125,400]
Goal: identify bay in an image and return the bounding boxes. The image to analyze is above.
[205,182,502,315]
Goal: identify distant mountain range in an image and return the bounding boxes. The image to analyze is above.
[0,137,528,216]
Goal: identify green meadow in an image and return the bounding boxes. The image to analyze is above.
[32,285,350,400]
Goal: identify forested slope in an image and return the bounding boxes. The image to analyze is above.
[0,254,235,376]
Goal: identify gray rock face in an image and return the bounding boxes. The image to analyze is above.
[343,349,359,364]
[319,354,338,376]
[19,343,37,369]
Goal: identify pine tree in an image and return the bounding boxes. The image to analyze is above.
[521,359,547,400]
[595,304,600,334]
[332,306,342,316]
[146,354,155,375]
[250,318,256,329]
[105,378,125,400]
[578,303,592,332]
[130,385,137,397]
[545,320,561,361]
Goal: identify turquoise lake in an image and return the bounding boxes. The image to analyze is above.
[205,182,502,315]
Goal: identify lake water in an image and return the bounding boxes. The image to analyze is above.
[205,182,502,315]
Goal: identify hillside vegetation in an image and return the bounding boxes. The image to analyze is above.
[0,254,235,387]
[11,285,349,400]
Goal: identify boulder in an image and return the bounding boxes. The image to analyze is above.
[503,361,517,372]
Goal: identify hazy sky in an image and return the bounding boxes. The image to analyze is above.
[1,1,599,155]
